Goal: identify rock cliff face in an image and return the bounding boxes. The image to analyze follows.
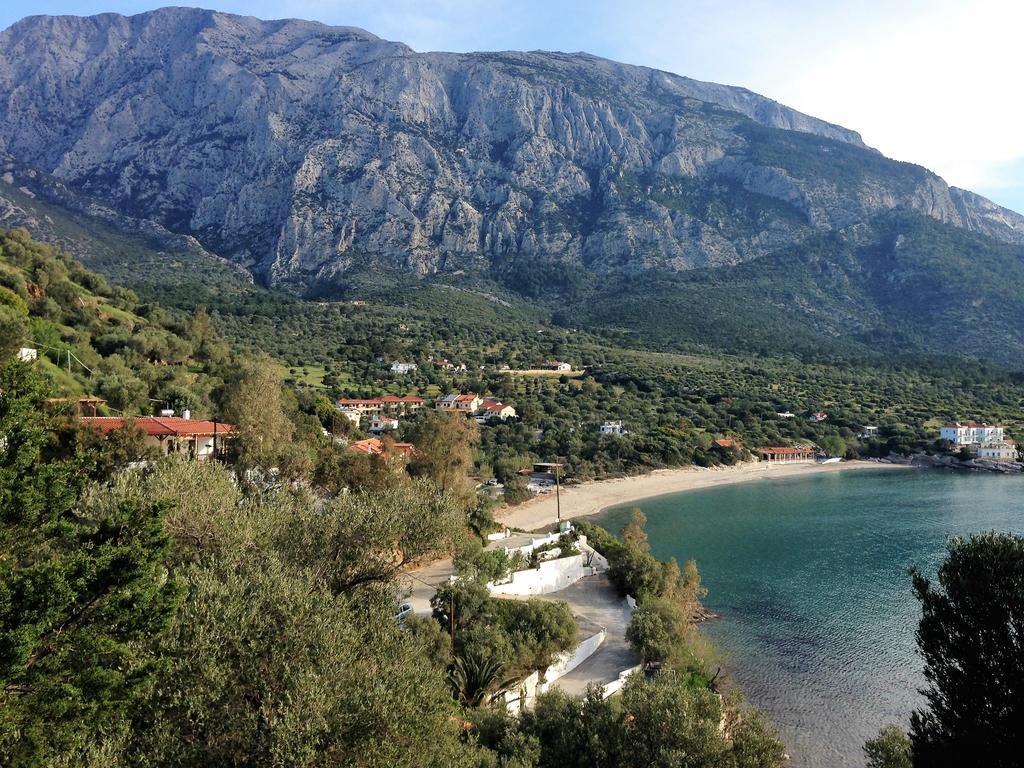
[0,7,1022,291]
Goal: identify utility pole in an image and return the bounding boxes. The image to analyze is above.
[450,591,455,650]
[555,463,562,525]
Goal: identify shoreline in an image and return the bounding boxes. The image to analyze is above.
[495,460,911,532]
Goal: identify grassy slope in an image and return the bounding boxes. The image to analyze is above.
[0,227,231,418]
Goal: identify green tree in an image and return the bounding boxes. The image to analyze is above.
[97,457,480,767]
[864,725,912,768]
[619,673,761,768]
[908,532,1024,767]
[820,434,847,457]
[315,479,464,593]
[132,554,473,767]
[408,410,480,509]
[450,649,520,708]
[608,546,665,601]
[621,508,650,552]
[0,361,179,766]
[626,597,685,665]
[220,355,295,469]
[491,598,578,675]
[0,304,26,359]
[521,685,622,768]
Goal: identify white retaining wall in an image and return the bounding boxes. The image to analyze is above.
[546,628,606,681]
[489,553,592,596]
[601,665,642,699]
[503,628,606,714]
[488,539,608,597]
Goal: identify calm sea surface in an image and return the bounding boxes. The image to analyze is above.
[595,469,1024,768]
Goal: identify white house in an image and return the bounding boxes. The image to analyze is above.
[776,411,795,419]
[599,420,627,435]
[390,360,418,374]
[335,407,362,426]
[809,412,828,423]
[940,422,1005,446]
[977,441,1018,460]
[543,360,571,371]
[435,393,483,413]
[17,347,38,362]
[477,398,517,422]
[434,358,466,371]
[79,415,236,460]
[370,414,400,433]
[859,425,879,439]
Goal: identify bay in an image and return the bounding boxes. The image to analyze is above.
[595,468,1024,768]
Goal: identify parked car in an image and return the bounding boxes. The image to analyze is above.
[394,603,413,622]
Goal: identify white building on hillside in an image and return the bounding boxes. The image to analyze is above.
[539,360,571,371]
[370,415,400,433]
[79,416,236,460]
[435,393,483,413]
[940,422,1004,446]
[477,398,517,422]
[335,407,362,426]
[977,441,1018,460]
[600,420,627,435]
[390,360,418,374]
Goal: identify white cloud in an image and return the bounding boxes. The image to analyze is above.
[777,0,1023,194]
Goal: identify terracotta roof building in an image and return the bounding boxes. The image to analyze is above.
[757,447,816,463]
[350,438,416,459]
[79,416,235,460]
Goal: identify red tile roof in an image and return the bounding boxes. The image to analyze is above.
[79,416,236,438]
[337,395,424,406]
[350,438,416,458]
[758,447,815,456]
[713,439,736,448]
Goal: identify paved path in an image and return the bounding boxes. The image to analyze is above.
[519,574,638,695]
[399,558,453,615]
[404,564,638,694]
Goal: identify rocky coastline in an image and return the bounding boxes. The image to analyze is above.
[875,454,1024,474]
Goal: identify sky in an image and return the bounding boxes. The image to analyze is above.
[1,0,1021,214]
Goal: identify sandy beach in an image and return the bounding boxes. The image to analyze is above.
[496,460,910,531]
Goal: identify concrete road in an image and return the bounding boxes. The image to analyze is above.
[403,565,638,693]
[399,558,454,615]
[523,574,639,695]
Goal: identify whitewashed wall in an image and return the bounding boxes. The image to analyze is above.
[488,539,608,597]
[489,553,590,596]
[601,665,642,699]
[503,628,606,714]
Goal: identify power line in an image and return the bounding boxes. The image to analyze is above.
[24,339,94,375]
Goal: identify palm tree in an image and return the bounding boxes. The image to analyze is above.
[448,649,520,707]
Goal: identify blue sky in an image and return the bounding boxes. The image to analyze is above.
[2,0,1022,214]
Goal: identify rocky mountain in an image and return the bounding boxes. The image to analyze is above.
[1,7,1022,295]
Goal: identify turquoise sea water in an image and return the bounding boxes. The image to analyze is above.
[595,469,1024,768]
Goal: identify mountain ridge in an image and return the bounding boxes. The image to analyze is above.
[2,7,1024,366]
[1,6,1022,293]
